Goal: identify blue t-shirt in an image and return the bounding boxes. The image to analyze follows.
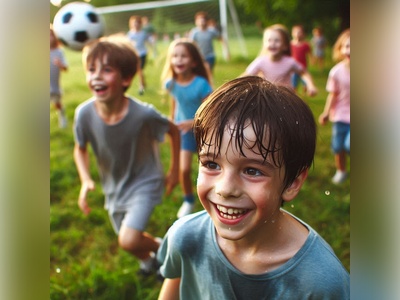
[165,76,212,123]
[158,210,350,299]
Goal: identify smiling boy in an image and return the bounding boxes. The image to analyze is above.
[157,76,349,299]
[73,35,180,276]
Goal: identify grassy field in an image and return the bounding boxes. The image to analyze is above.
[50,36,349,299]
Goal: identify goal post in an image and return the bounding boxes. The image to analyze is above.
[94,0,247,59]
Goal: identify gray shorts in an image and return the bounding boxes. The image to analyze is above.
[108,180,164,234]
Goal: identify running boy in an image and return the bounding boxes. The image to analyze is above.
[73,35,180,276]
[157,76,349,299]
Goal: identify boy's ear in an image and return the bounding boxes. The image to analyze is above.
[282,170,308,202]
[122,76,133,88]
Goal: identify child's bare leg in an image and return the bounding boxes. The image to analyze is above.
[177,150,195,218]
[118,226,160,260]
[335,151,346,172]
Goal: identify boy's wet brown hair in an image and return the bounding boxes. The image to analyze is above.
[194,76,316,191]
[82,35,139,90]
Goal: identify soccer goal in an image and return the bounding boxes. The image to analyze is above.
[95,0,247,59]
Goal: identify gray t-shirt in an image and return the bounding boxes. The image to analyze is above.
[158,210,350,299]
[50,48,67,94]
[189,28,220,59]
[74,97,170,211]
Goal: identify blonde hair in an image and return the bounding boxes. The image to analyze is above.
[332,29,350,62]
[261,24,291,56]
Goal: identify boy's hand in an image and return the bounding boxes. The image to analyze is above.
[78,180,95,215]
[165,170,179,195]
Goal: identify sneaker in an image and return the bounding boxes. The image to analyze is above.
[58,114,67,129]
[137,253,157,277]
[332,170,347,184]
[177,202,194,219]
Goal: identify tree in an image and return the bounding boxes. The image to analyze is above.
[234,0,349,42]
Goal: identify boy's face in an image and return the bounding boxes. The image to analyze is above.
[292,27,304,40]
[86,56,131,103]
[197,122,289,241]
[195,16,208,29]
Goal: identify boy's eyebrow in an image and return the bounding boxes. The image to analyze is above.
[199,151,278,169]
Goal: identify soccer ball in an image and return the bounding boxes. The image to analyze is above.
[53,2,105,51]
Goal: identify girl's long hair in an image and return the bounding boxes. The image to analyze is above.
[161,38,211,90]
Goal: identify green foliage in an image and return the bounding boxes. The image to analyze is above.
[50,32,349,298]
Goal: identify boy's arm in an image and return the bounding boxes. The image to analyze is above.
[299,70,318,96]
[73,144,95,215]
[158,278,181,300]
[164,120,180,195]
[319,92,337,125]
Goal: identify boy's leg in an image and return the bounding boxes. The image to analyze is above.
[51,93,67,128]
[118,226,160,260]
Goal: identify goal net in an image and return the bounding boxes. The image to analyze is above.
[95,0,247,59]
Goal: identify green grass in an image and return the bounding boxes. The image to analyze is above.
[50,37,349,299]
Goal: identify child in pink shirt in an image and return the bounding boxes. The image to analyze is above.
[319,29,350,184]
[243,24,317,97]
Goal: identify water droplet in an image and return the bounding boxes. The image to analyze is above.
[295,121,299,125]
[56,268,61,273]
[325,190,330,195]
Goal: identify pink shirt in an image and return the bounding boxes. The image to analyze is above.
[326,61,350,123]
[245,55,304,86]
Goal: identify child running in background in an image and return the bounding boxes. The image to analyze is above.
[161,38,213,218]
[157,76,350,299]
[243,24,317,97]
[73,35,180,276]
[127,15,150,95]
[189,11,226,75]
[50,24,68,128]
[290,24,311,94]
[311,26,327,72]
[319,29,350,184]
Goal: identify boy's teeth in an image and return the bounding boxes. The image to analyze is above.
[216,205,247,218]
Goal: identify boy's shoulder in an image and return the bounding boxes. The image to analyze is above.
[169,210,210,238]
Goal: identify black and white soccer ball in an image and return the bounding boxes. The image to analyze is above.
[53,2,104,51]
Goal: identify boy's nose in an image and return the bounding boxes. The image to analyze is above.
[214,171,241,199]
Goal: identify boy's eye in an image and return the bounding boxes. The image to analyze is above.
[201,160,220,170]
[244,168,263,176]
